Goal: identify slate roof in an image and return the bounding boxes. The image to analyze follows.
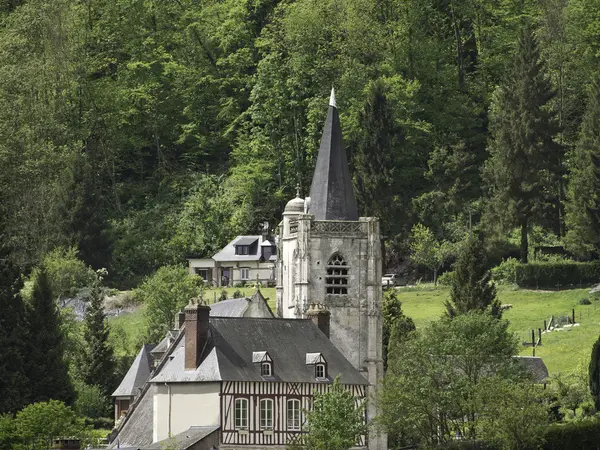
[150,317,368,385]
[145,426,219,450]
[212,235,272,262]
[150,331,178,357]
[308,88,359,221]
[514,356,549,383]
[208,298,249,317]
[110,380,156,448]
[112,344,155,397]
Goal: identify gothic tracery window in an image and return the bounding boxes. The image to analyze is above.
[326,253,349,295]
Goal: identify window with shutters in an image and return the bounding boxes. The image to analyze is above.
[326,253,349,295]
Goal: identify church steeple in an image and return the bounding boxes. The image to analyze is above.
[308,88,359,221]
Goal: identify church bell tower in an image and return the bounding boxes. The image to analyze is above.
[276,88,386,450]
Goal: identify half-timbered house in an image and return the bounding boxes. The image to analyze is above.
[109,300,369,450]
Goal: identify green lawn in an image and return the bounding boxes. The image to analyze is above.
[398,284,600,375]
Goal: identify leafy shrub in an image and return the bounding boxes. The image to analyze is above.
[135,265,203,342]
[580,298,592,305]
[515,261,600,289]
[437,271,455,286]
[491,258,519,284]
[74,381,110,419]
[232,289,244,298]
[234,281,246,288]
[219,289,228,301]
[542,420,600,449]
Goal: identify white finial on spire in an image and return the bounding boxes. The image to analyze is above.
[329,87,337,108]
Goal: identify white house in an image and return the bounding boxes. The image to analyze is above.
[188,232,276,287]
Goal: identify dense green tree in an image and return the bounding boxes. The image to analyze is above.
[0,243,30,413]
[136,265,203,342]
[445,235,501,318]
[25,269,75,405]
[381,312,521,446]
[81,279,116,396]
[381,290,415,371]
[565,78,600,257]
[13,400,91,450]
[484,23,563,263]
[305,377,367,450]
[409,223,453,284]
[589,334,600,411]
[352,77,426,241]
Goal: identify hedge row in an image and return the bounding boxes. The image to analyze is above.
[542,420,600,450]
[515,261,600,289]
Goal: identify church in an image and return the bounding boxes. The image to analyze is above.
[109,89,386,450]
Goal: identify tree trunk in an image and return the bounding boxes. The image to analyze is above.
[433,267,438,286]
[520,220,528,263]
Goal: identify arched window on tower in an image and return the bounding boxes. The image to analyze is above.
[326,253,349,295]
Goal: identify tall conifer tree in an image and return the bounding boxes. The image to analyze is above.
[0,242,30,413]
[484,24,562,262]
[26,269,75,405]
[81,280,116,395]
[565,78,600,257]
[445,235,501,318]
[590,334,600,411]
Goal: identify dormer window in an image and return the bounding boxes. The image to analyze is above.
[253,351,274,378]
[306,352,328,380]
[315,363,326,379]
[261,362,272,377]
[236,245,250,255]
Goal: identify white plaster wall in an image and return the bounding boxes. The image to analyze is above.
[188,259,215,275]
[153,382,220,443]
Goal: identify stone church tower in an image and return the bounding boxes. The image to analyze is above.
[276,89,386,450]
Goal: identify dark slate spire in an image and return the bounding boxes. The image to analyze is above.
[308,88,359,221]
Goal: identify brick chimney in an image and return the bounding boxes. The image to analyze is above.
[306,303,330,338]
[175,310,185,329]
[184,300,211,370]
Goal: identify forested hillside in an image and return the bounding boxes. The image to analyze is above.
[1,0,600,284]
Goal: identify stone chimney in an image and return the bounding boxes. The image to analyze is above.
[175,310,185,329]
[184,300,211,370]
[306,303,330,338]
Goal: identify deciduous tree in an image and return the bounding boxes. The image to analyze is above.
[305,377,366,450]
[409,223,453,284]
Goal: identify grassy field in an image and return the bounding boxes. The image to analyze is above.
[398,284,600,375]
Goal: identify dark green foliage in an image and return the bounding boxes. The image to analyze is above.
[542,420,600,450]
[565,78,600,257]
[515,261,600,289]
[81,282,116,396]
[590,335,600,411]
[304,377,367,450]
[484,23,563,263]
[232,289,244,299]
[381,290,415,371]
[0,244,30,413]
[445,235,501,318]
[25,269,75,405]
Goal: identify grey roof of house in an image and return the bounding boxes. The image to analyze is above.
[208,298,249,317]
[212,235,264,262]
[112,344,155,397]
[150,317,368,385]
[150,330,179,356]
[145,426,219,450]
[110,383,154,448]
[308,88,358,221]
[514,356,549,383]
